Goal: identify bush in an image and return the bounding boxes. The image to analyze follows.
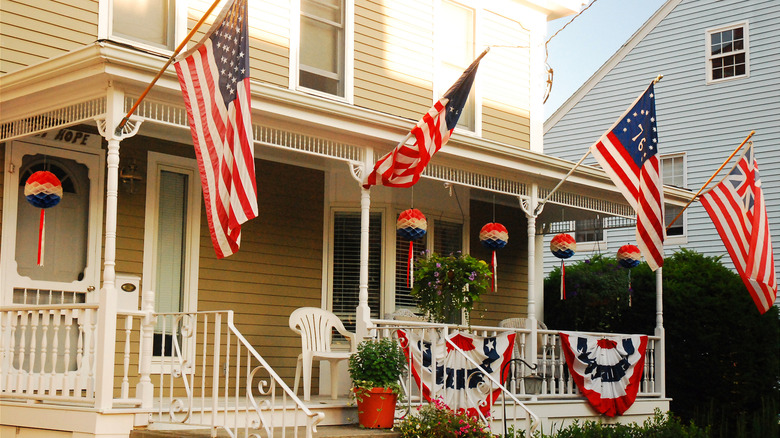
[507,410,708,437]
[395,398,496,438]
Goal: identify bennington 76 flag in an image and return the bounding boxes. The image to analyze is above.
[175,0,258,259]
[559,332,648,417]
[700,144,777,313]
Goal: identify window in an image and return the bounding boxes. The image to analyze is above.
[573,218,604,244]
[438,0,477,131]
[298,0,347,97]
[395,219,462,311]
[706,23,749,83]
[331,211,382,330]
[110,0,178,50]
[661,155,686,238]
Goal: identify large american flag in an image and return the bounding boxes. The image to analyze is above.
[175,0,258,259]
[363,49,489,188]
[700,144,777,313]
[590,83,664,270]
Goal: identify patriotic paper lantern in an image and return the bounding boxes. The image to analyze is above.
[397,209,427,286]
[617,244,641,306]
[24,170,63,266]
[550,233,576,300]
[479,223,508,291]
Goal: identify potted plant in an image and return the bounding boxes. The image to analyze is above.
[412,251,493,324]
[348,337,406,428]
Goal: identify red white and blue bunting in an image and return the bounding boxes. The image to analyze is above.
[559,332,648,417]
[397,330,514,418]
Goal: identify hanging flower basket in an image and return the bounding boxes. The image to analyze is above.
[412,252,492,324]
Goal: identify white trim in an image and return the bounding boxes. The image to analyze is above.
[142,151,201,316]
[1,138,105,305]
[704,21,750,85]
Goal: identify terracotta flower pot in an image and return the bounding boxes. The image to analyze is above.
[354,387,397,428]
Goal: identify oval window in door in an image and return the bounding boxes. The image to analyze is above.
[15,154,90,283]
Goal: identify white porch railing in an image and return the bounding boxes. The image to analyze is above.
[372,319,663,435]
[0,304,98,404]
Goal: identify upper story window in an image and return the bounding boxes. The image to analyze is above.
[298,0,348,98]
[661,154,686,238]
[438,0,477,132]
[111,0,178,51]
[574,218,604,246]
[706,23,749,83]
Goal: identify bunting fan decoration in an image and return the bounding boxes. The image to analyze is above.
[479,223,508,291]
[397,208,427,287]
[24,170,63,266]
[550,233,576,299]
[617,244,641,306]
[559,332,648,417]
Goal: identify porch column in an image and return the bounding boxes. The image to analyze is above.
[655,267,666,397]
[520,185,541,364]
[94,88,142,410]
[355,149,374,341]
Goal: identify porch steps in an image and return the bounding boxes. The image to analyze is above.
[130,425,400,438]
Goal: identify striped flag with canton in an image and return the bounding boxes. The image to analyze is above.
[175,0,258,259]
[363,48,489,188]
[700,144,777,313]
[590,83,665,270]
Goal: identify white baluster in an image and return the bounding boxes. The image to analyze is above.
[27,311,39,392]
[136,290,155,409]
[17,311,29,391]
[61,309,72,395]
[39,310,51,392]
[121,315,132,399]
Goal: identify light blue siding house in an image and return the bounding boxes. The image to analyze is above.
[542,0,780,307]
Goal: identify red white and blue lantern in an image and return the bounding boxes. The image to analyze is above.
[479,223,508,291]
[550,233,576,300]
[24,171,63,266]
[617,244,641,306]
[397,208,427,287]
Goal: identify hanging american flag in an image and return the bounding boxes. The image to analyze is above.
[590,83,664,270]
[700,144,777,313]
[175,0,258,259]
[363,48,489,188]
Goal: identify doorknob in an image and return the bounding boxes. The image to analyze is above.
[87,286,95,292]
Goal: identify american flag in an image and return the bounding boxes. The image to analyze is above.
[700,144,777,313]
[175,0,258,259]
[590,83,664,271]
[363,49,489,188]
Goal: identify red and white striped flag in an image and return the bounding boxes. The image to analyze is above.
[700,144,777,313]
[363,49,489,188]
[175,0,258,259]
[590,83,665,270]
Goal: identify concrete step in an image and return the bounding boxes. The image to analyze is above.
[130,425,400,438]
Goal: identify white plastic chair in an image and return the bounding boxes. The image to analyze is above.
[289,307,357,401]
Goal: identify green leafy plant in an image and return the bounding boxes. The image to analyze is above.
[412,251,493,324]
[395,398,496,438]
[505,410,708,437]
[348,338,406,397]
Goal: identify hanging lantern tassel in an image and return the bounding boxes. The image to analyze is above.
[617,244,641,307]
[479,223,508,291]
[396,209,427,288]
[24,171,63,266]
[550,233,576,300]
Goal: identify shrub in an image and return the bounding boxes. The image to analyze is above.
[506,410,708,437]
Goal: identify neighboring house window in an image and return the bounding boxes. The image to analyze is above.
[298,0,347,97]
[706,23,749,83]
[331,211,382,330]
[395,219,463,311]
[574,218,604,246]
[661,154,686,237]
[438,0,477,131]
[111,0,177,50]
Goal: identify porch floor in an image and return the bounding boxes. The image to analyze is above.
[130,425,399,438]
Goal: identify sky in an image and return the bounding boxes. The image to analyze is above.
[543,0,668,118]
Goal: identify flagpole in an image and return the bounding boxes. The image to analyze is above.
[534,75,663,216]
[665,130,755,230]
[114,0,225,135]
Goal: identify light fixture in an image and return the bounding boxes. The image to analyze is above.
[120,159,143,194]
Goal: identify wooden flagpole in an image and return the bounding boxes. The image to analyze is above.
[114,0,225,135]
[665,130,755,230]
[534,75,664,215]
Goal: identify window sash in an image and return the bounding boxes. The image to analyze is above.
[299,0,346,97]
[706,24,748,82]
[112,0,176,50]
[438,0,476,131]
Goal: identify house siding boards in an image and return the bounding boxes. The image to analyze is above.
[543,0,780,285]
[0,0,99,74]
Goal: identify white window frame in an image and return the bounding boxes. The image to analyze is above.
[290,0,355,103]
[435,0,483,136]
[661,153,687,243]
[142,152,201,369]
[705,21,750,84]
[98,0,187,55]
[573,218,606,253]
